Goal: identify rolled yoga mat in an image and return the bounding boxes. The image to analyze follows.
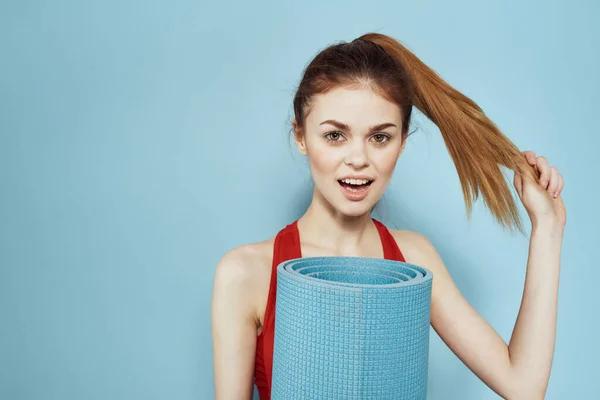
[271,256,433,400]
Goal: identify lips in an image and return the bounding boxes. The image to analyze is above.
[338,179,373,201]
[338,180,373,190]
[338,176,375,182]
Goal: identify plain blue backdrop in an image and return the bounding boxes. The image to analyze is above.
[1,0,598,399]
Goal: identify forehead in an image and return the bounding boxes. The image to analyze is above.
[306,86,402,127]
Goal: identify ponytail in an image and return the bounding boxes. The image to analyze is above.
[359,33,541,233]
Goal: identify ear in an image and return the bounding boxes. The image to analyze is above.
[292,119,308,156]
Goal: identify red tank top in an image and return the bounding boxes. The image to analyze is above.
[253,218,406,400]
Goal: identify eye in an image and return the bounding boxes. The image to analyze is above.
[324,131,345,142]
[371,133,390,144]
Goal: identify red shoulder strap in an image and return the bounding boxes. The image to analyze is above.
[272,220,302,266]
[266,220,301,332]
[262,219,404,396]
[263,220,301,396]
[274,219,404,262]
[372,218,406,262]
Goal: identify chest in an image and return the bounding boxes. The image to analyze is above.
[255,241,388,336]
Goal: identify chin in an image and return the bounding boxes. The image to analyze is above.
[335,200,376,218]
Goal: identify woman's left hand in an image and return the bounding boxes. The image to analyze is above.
[513,151,566,230]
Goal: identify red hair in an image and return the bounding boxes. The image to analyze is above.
[292,33,544,233]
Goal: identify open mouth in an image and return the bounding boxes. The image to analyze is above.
[337,179,374,192]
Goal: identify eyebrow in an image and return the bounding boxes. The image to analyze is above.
[319,119,397,132]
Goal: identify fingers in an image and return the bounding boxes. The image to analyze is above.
[521,151,565,198]
[547,166,560,197]
[556,172,564,198]
[522,150,537,166]
[535,156,552,189]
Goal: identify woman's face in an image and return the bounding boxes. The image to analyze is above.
[294,86,406,217]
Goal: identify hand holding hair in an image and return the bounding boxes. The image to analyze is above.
[513,151,566,231]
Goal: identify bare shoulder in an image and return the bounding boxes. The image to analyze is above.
[214,239,274,281]
[211,238,276,398]
[388,229,438,262]
[387,229,449,279]
[212,238,275,323]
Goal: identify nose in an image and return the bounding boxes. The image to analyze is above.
[344,141,369,169]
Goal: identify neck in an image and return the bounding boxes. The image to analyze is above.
[297,189,375,255]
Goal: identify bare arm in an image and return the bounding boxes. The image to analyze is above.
[392,151,564,399]
[508,223,563,397]
[395,224,562,399]
[508,152,565,397]
[396,231,525,399]
[211,247,259,400]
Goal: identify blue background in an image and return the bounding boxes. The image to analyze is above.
[1,0,598,399]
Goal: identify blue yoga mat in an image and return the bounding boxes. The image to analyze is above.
[271,256,433,400]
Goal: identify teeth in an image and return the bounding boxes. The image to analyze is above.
[341,178,370,185]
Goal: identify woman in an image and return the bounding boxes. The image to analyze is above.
[211,33,566,400]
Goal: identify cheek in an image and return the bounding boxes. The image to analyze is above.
[372,150,399,176]
[308,145,343,176]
